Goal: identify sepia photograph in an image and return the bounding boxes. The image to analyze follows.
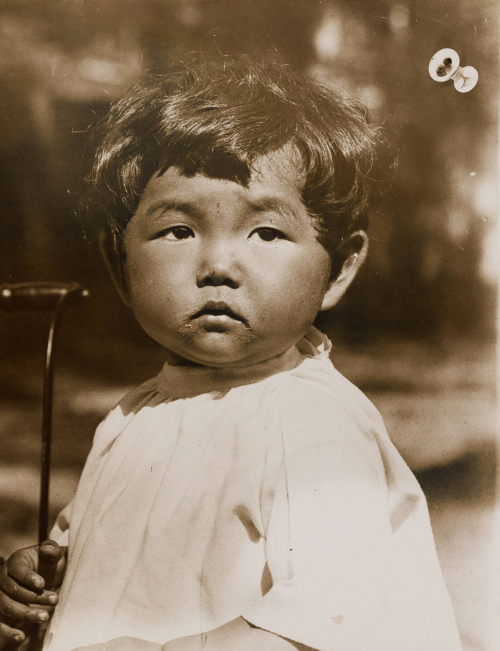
[0,1,497,650]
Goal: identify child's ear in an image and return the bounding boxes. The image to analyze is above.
[99,231,132,306]
[320,230,369,311]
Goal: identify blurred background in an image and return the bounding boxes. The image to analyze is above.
[0,0,497,648]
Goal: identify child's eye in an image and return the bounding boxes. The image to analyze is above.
[249,227,288,242]
[158,226,195,241]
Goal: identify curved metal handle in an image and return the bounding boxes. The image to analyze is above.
[0,282,88,312]
[0,282,88,651]
[0,281,89,542]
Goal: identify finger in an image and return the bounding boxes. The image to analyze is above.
[0,596,50,625]
[7,552,42,594]
[1,573,58,607]
[0,620,25,644]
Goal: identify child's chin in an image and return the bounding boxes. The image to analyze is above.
[179,330,263,367]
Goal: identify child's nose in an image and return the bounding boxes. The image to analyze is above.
[196,243,241,289]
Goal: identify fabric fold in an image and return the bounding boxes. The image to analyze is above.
[45,327,461,651]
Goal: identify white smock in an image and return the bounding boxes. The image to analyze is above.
[45,328,462,651]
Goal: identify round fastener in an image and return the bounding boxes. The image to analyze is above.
[429,48,478,93]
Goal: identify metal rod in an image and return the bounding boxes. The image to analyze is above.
[38,295,65,544]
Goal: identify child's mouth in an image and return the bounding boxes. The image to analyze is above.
[190,301,249,327]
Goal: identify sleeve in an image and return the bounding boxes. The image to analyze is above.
[241,379,461,651]
[44,383,144,549]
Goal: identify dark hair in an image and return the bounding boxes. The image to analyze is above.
[84,55,391,265]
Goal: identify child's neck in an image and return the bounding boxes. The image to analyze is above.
[158,344,306,397]
[164,345,304,371]
[166,350,205,367]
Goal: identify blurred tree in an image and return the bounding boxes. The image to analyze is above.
[0,0,496,367]
[312,0,497,342]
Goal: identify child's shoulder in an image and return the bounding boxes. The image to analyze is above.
[268,351,386,439]
[90,375,163,448]
[116,375,163,415]
[269,327,384,430]
[256,355,392,498]
[212,348,390,479]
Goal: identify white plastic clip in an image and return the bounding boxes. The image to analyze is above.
[429,48,478,93]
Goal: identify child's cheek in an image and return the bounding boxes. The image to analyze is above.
[260,248,331,332]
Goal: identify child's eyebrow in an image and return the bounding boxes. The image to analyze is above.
[247,196,304,225]
[143,196,304,225]
[145,200,198,219]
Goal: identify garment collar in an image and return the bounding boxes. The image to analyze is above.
[157,327,332,398]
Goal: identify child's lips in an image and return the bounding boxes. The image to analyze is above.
[190,301,250,327]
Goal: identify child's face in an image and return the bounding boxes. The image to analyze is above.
[117,150,340,367]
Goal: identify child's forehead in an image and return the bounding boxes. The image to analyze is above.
[130,149,311,234]
[146,146,306,204]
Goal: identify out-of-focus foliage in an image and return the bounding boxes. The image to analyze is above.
[312,0,497,343]
[0,0,496,370]
[0,11,496,644]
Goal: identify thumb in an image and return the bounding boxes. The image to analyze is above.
[37,541,67,591]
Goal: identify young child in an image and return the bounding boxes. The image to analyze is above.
[0,57,462,651]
